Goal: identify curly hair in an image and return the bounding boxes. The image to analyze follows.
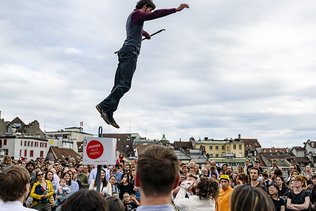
[196,177,219,200]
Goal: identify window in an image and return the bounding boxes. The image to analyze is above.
[3,139,7,145]
[126,145,129,148]
[45,143,47,148]
[233,144,236,149]
[24,141,27,146]
[30,150,34,157]
[21,140,23,146]
[24,150,27,157]
[216,154,219,158]
[209,146,213,150]
[35,142,38,147]
[28,141,30,147]
[209,154,213,158]
[40,151,44,157]
[222,145,225,150]
[31,142,33,147]
[239,144,242,150]
[215,146,219,150]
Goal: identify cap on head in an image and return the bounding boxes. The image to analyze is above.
[220,174,230,181]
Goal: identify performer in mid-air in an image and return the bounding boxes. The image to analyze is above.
[96,0,189,128]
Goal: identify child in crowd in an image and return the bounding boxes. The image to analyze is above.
[54,178,71,207]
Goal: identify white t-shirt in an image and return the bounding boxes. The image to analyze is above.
[0,200,36,211]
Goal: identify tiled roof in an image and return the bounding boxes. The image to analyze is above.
[242,139,261,150]
[261,148,287,153]
[172,141,193,150]
[47,146,81,162]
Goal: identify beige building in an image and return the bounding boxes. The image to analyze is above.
[194,138,245,158]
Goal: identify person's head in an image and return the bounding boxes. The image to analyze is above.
[288,165,295,173]
[221,163,228,171]
[254,160,260,168]
[210,160,216,167]
[292,175,307,189]
[61,189,108,211]
[272,159,278,167]
[237,165,244,173]
[268,183,278,196]
[275,176,284,187]
[292,170,299,176]
[273,168,283,178]
[62,172,72,184]
[249,167,260,181]
[304,165,311,173]
[231,185,275,211]
[100,169,106,180]
[227,166,233,173]
[136,0,156,11]
[136,145,179,197]
[0,165,30,202]
[122,192,131,203]
[195,177,219,200]
[104,196,124,211]
[220,175,231,190]
[2,155,12,165]
[201,167,209,176]
[77,164,84,173]
[45,170,54,181]
[60,178,67,187]
[36,171,45,181]
[311,174,316,184]
[26,161,35,173]
[186,173,198,183]
[181,164,188,173]
[109,175,116,185]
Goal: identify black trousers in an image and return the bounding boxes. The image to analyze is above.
[100,45,139,114]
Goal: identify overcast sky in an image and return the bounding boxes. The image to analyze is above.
[1,0,316,147]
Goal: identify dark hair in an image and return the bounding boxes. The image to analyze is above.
[0,165,30,202]
[275,175,285,182]
[250,167,260,175]
[94,169,108,188]
[135,0,156,10]
[61,189,108,211]
[231,185,275,211]
[45,170,54,181]
[137,145,179,196]
[26,161,35,169]
[104,196,125,211]
[196,177,219,200]
[273,168,283,177]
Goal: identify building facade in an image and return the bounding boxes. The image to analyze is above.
[46,127,93,152]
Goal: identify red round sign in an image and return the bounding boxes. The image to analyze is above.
[86,140,104,159]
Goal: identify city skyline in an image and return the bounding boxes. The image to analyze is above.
[1,1,316,148]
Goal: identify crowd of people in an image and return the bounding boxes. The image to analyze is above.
[1,149,316,211]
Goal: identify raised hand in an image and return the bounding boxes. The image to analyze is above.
[176,4,189,12]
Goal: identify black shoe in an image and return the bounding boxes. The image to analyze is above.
[108,114,120,129]
[96,105,110,125]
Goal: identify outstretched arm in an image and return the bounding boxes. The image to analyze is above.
[132,3,189,23]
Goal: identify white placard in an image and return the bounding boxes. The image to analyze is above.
[82,137,116,165]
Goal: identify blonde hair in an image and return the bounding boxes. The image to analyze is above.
[293,175,307,188]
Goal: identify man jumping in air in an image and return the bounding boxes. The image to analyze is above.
[96,0,189,128]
